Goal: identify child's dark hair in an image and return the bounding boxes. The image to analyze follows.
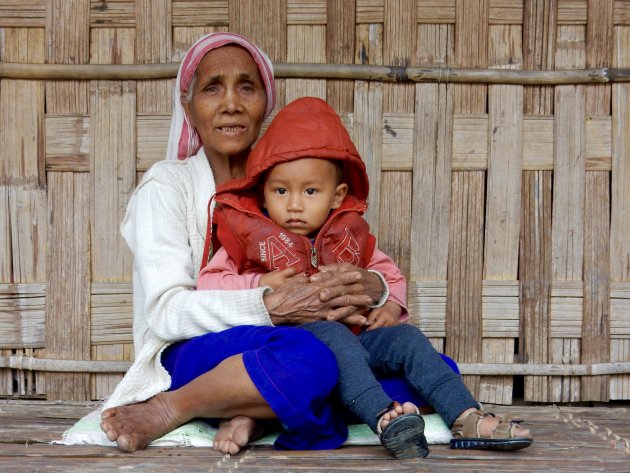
[258,158,345,186]
[332,160,344,184]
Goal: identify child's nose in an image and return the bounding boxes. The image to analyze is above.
[288,195,302,211]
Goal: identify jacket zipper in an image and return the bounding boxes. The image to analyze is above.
[311,207,355,269]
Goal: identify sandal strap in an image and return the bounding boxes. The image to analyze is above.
[451,409,524,440]
[491,417,522,439]
[451,409,481,438]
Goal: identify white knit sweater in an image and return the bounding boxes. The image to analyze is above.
[104,149,272,409]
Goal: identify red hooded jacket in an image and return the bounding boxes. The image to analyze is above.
[211,97,376,276]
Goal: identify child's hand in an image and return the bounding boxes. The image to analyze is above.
[365,301,401,331]
[259,267,298,290]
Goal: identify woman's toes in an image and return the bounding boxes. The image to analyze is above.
[100,422,116,441]
[116,435,135,453]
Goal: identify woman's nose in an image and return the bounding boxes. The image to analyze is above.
[222,88,242,112]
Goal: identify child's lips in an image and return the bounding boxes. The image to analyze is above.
[286,219,305,227]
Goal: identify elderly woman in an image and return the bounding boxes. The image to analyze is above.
[99,33,385,455]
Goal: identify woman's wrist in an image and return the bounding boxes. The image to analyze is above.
[262,288,282,324]
[367,270,389,308]
[262,283,304,325]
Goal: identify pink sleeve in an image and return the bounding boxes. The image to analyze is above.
[197,247,261,290]
[366,248,409,321]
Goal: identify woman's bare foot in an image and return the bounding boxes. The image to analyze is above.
[455,407,531,438]
[213,416,266,454]
[378,401,419,432]
[100,393,184,452]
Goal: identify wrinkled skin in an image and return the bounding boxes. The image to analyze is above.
[264,265,383,327]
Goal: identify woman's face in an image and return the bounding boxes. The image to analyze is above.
[182,45,267,162]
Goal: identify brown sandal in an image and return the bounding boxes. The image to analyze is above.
[450,409,533,451]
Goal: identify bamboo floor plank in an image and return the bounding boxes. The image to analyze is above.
[0,401,628,472]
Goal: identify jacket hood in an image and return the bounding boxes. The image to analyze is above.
[216,97,370,202]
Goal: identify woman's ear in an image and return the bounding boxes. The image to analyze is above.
[331,183,348,209]
[181,98,194,127]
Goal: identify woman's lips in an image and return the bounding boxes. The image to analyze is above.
[217,125,246,136]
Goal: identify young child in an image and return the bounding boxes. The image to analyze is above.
[198,97,532,459]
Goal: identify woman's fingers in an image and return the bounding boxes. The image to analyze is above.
[312,264,385,305]
[264,266,380,325]
[325,307,367,325]
[264,277,332,323]
[315,272,363,299]
[310,263,356,279]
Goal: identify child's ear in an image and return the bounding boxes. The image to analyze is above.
[331,183,348,209]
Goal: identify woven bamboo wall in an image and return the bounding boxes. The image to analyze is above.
[1,0,630,404]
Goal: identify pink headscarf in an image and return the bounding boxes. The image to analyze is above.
[166,33,276,161]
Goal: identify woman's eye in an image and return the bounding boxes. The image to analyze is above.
[240,82,257,94]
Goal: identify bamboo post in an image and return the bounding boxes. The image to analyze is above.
[580,0,613,403]
[521,0,557,404]
[44,0,91,403]
[2,355,628,376]
[1,62,630,83]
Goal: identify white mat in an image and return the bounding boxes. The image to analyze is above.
[56,408,452,447]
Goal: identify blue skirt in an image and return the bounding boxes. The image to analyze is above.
[161,325,459,450]
[161,325,348,450]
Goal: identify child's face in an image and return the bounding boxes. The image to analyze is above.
[263,158,348,237]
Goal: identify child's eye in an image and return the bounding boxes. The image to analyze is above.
[275,188,287,195]
[305,188,317,195]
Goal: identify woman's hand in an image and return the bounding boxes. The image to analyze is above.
[263,269,375,326]
[262,263,386,326]
[311,263,386,321]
